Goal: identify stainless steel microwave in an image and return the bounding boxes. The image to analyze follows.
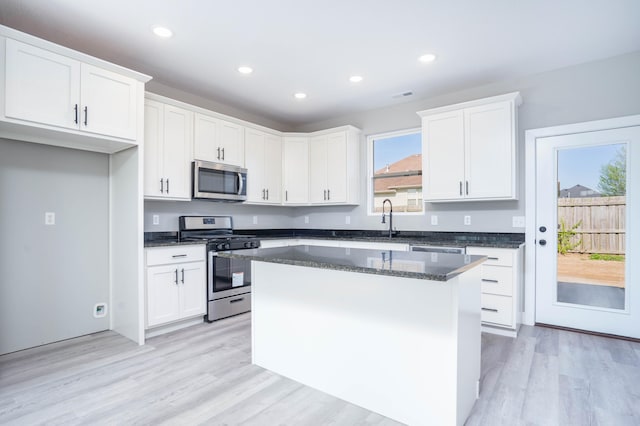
[192,160,247,201]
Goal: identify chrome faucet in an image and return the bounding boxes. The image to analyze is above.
[381,198,393,238]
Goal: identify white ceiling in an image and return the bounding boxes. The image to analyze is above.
[1,1,639,128]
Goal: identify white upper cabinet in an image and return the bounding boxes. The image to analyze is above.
[308,127,360,205]
[194,113,244,167]
[418,92,521,202]
[245,128,282,204]
[144,99,193,200]
[1,35,147,152]
[282,136,309,205]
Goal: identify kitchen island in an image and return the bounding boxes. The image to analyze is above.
[218,246,486,426]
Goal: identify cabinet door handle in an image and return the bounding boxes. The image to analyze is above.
[266,189,269,200]
[327,189,330,200]
[217,147,221,160]
[74,104,79,124]
[181,268,185,283]
[172,254,187,258]
[466,180,469,195]
[221,147,225,161]
[262,189,265,200]
[174,269,179,285]
[323,190,327,201]
[459,181,462,196]
[481,279,499,283]
[83,106,88,126]
[229,297,244,304]
[285,190,288,202]
[166,179,170,194]
[160,178,164,193]
[488,257,499,260]
[482,307,498,312]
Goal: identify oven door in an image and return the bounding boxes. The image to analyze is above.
[193,160,247,201]
[208,252,251,300]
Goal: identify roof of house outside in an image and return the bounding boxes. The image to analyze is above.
[374,154,422,193]
[559,184,601,198]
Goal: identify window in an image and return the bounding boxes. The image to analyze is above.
[368,129,423,214]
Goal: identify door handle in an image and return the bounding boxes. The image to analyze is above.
[285,190,288,202]
[327,189,330,200]
[166,179,170,194]
[229,297,244,304]
[539,239,547,246]
[221,147,225,161]
[217,147,221,160]
[481,279,499,283]
[83,106,88,126]
[160,178,164,193]
[262,189,265,200]
[266,189,269,200]
[174,269,179,285]
[181,268,185,283]
[459,181,462,196]
[465,181,469,195]
[323,190,327,201]
[482,307,498,313]
[237,172,244,195]
[539,226,547,233]
[74,104,79,124]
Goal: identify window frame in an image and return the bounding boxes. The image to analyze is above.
[366,127,424,216]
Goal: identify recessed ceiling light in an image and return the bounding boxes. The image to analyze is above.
[418,53,437,63]
[238,66,253,75]
[349,75,363,83]
[152,26,173,38]
[294,93,307,100]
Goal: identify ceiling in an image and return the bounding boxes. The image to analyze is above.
[1,1,639,128]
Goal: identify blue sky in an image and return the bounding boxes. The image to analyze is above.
[373,133,421,171]
[557,143,624,191]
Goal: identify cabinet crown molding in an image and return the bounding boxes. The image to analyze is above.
[416,92,522,118]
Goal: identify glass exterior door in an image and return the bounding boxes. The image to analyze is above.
[535,126,640,338]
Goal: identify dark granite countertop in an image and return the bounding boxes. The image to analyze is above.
[144,229,525,249]
[217,245,487,281]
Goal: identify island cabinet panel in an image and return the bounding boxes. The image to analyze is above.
[467,245,524,336]
[251,261,481,426]
[419,92,521,202]
[3,37,141,150]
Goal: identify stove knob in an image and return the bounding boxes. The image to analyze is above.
[216,243,226,250]
[225,243,231,250]
[244,242,252,248]
[252,241,260,248]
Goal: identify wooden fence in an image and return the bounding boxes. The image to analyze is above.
[557,196,625,254]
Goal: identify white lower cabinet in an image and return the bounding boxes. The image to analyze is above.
[467,245,524,336]
[145,245,206,328]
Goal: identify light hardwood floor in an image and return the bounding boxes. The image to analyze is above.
[1,314,639,425]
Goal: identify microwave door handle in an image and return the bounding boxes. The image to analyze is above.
[237,172,244,195]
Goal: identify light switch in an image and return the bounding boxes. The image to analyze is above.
[304,216,309,224]
[253,216,258,225]
[345,216,351,225]
[152,215,160,225]
[45,212,55,225]
[431,215,438,226]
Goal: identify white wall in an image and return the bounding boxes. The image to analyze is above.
[0,138,110,354]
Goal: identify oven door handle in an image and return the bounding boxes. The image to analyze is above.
[237,172,244,195]
[208,251,217,300]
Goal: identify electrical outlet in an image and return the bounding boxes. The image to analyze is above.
[345,216,351,225]
[304,216,309,224]
[152,214,160,225]
[431,215,438,226]
[512,216,525,228]
[45,212,55,225]
[464,215,471,226]
[252,216,258,225]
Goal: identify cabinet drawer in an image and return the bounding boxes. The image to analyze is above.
[210,293,251,319]
[146,245,206,266]
[467,247,514,267]
[480,265,513,296]
[481,294,513,327]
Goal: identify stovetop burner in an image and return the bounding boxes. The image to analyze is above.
[178,215,260,251]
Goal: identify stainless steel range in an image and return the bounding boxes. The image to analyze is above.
[179,216,260,322]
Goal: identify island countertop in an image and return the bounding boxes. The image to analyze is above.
[217,245,486,281]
